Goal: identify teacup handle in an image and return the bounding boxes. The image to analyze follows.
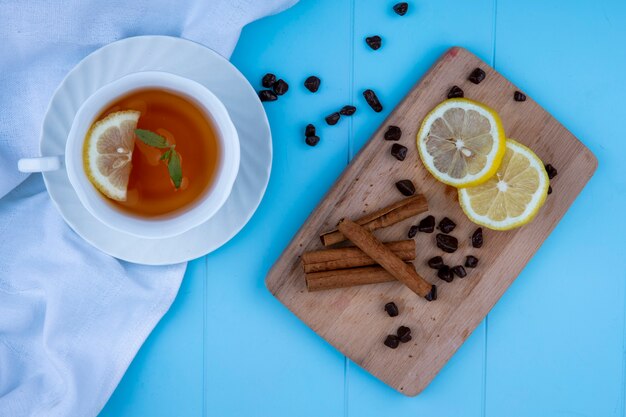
[18,156,63,173]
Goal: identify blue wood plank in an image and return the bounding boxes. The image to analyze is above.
[485,1,626,416]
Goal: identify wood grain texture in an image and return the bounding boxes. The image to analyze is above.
[265,47,597,396]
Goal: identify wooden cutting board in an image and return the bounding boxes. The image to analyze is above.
[266,47,597,396]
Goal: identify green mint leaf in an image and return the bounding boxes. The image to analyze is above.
[134,129,170,149]
[160,149,172,162]
[167,149,183,189]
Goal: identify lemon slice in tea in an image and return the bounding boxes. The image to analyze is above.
[417,98,506,187]
[83,110,140,201]
[458,139,549,230]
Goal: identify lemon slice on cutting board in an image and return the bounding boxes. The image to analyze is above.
[417,98,506,187]
[458,139,549,230]
[83,110,140,201]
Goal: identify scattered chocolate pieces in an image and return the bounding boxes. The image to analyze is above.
[418,215,435,233]
[305,124,316,137]
[448,85,464,98]
[397,326,412,343]
[407,225,418,238]
[514,91,527,102]
[468,68,486,84]
[259,90,277,102]
[471,228,483,248]
[452,265,467,278]
[262,73,276,88]
[273,79,289,95]
[393,2,408,15]
[305,124,320,146]
[304,76,320,93]
[305,135,320,147]
[545,164,558,179]
[395,179,415,196]
[425,285,437,301]
[384,302,399,317]
[384,125,402,141]
[437,265,453,282]
[340,105,357,116]
[384,334,400,349]
[465,255,479,268]
[325,112,341,125]
[428,256,444,269]
[438,217,456,233]
[391,144,408,161]
[436,233,458,253]
[363,89,383,112]
[548,185,552,195]
[366,35,382,50]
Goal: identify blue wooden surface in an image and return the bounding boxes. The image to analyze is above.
[100,1,626,416]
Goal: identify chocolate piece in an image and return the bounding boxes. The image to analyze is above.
[548,185,552,195]
[258,90,277,102]
[428,256,444,269]
[363,89,383,112]
[397,326,412,343]
[407,225,418,238]
[304,76,320,92]
[438,217,456,233]
[418,215,435,233]
[384,334,400,349]
[384,125,402,141]
[468,68,486,84]
[366,35,382,50]
[391,144,408,161]
[384,302,399,317]
[514,91,527,101]
[262,73,276,88]
[425,284,437,301]
[393,2,408,15]
[465,255,479,268]
[452,265,467,278]
[272,79,289,95]
[340,105,357,116]
[471,227,483,248]
[545,164,558,179]
[305,124,316,137]
[305,136,320,147]
[325,112,341,125]
[447,85,464,98]
[437,265,453,282]
[395,180,415,196]
[436,233,458,253]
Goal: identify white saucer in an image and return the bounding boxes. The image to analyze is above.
[40,36,272,265]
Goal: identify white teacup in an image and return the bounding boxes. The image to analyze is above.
[18,71,240,239]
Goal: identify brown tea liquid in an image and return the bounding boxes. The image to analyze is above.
[97,88,220,217]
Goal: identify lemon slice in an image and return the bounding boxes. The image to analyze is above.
[83,110,140,201]
[417,98,506,187]
[458,139,549,230]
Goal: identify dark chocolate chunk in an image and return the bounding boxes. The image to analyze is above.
[366,35,382,50]
[397,326,412,343]
[437,265,454,282]
[384,125,402,141]
[305,135,320,147]
[262,73,276,88]
[305,124,316,137]
[407,225,418,239]
[471,227,483,248]
[438,217,456,233]
[418,215,435,233]
[447,85,464,98]
[428,256,444,269]
[325,112,341,125]
[272,79,289,95]
[548,185,552,195]
[395,179,415,196]
[391,144,408,161]
[339,105,357,116]
[514,91,527,101]
[425,284,437,301]
[452,265,467,278]
[545,164,558,179]
[304,76,320,92]
[436,233,458,253]
[393,2,408,15]
[465,255,479,268]
[468,68,486,84]
[384,302,399,317]
[258,90,277,102]
[363,89,383,112]
[384,334,400,349]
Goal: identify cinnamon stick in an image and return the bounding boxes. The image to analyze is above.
[306,265,397,291]
[302,240,415,273]
[320,194,428,246]
[336,219,435,299]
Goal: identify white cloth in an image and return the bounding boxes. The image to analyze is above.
[0,1,295,416]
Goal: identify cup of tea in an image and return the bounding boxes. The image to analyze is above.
[18,71,240,239]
